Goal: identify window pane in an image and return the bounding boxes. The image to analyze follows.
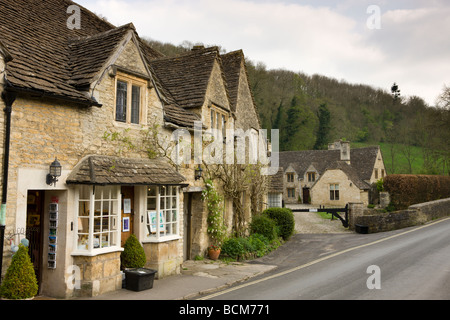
[131,85,140,124]
[335,190,340,200]
[116,81,127,122]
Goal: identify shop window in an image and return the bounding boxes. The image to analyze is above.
[330,184,340,201]
[145,185,180,242]
[76,185,121,253]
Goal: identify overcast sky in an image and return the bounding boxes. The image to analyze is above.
[76,0,450,106]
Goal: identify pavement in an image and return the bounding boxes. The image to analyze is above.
[77,259,277,300]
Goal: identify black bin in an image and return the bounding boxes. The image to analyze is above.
[124,268,157,291]
[355,224,369,234]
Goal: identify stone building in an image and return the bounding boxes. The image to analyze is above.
[279,140,387,207]
[0,0,264,298]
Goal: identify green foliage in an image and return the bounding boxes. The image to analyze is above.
[221,233,281,261]
[221,237,246,260]
[121,234,147,269]
[202,179,227,247]
[262,208,295,241]
[249,214,278,241]
[0,244,38,299]
[376,178,384,192]
[314,104,331,150]
[383,174,450,210]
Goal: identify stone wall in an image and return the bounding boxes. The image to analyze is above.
[349,197,450,233]
[72,252,122,297]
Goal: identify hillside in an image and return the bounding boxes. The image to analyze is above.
[144,38,450,175]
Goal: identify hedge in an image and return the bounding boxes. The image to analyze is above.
[262,208,295,241]
[383,174,450,210]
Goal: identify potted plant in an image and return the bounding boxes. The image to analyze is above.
[207,244,221,260]
[120,234,156,292]
[202,180,227,260]
[0,243,38,300]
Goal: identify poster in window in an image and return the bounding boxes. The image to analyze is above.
[123,217,130,232]
[147,211,164,233]
[123,199,131,214]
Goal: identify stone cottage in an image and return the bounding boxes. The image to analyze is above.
[0,0,264,298]
[279,140,386,206]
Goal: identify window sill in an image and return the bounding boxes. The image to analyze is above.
[71,246,123,257]
[142,235,182,243]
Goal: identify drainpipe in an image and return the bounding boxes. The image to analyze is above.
[0,88,16,284]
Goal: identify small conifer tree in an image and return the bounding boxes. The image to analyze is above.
[120,234,146,269]
[0,244,38,299]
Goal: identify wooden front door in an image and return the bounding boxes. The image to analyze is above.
[302,188,310,204]
[121,186,134,247]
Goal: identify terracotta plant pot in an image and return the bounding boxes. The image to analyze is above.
[208,248,221,260]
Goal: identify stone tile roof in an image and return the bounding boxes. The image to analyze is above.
[269,167,284,193]
[66,155,187,186]
[0,0,114,105]
[220,50,242,113]
[149,46,228,110]
[0,0,200,129]
[279,146,381,189]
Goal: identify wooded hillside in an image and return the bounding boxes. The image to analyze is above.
[144,39,450,175]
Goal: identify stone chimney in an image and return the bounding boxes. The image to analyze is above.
[328,140,351,164]
[340,140,350,164]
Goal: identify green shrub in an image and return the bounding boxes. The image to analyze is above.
[248,234,267,257]
[249,214,278,241]
[221,237,246,260]
[0,244,38,299]
[121,234,147,269]
[262,208,295,240]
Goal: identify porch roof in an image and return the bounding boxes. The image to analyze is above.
[66,155,188,187]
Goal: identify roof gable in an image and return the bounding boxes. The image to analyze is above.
[0,0,116,105]
[149,47,227,110]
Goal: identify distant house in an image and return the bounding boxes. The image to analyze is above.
[279,140,387,206]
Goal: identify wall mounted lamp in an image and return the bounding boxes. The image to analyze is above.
[46,158,62,186]
[194,164,203,181]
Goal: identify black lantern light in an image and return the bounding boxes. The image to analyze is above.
[46,157,62,186]
[194,164,203,181]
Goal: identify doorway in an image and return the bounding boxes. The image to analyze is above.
[121,186,134,247]
[26,190,44,289]
[302,188,311,204]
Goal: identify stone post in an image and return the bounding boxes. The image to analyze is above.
[348,202,364,230]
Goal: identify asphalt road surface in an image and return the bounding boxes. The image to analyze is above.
[200,217,450,300]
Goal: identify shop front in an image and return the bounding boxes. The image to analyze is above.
[63,155,188,297]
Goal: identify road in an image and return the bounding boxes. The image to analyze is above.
[200,217,450,300]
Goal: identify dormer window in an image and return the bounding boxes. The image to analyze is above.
[115,74,146,125]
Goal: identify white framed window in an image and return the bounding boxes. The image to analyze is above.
[75,185,121,254]
[144,185,180,242]
[115,74,146,125]
[268,193,282,208]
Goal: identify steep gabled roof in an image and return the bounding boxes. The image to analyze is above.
[68,23,136,89]
[149,46,229,110]
[279,146,381,189]
[0,0,116,105]
[0,0,201,129]
[220,50,242,113]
